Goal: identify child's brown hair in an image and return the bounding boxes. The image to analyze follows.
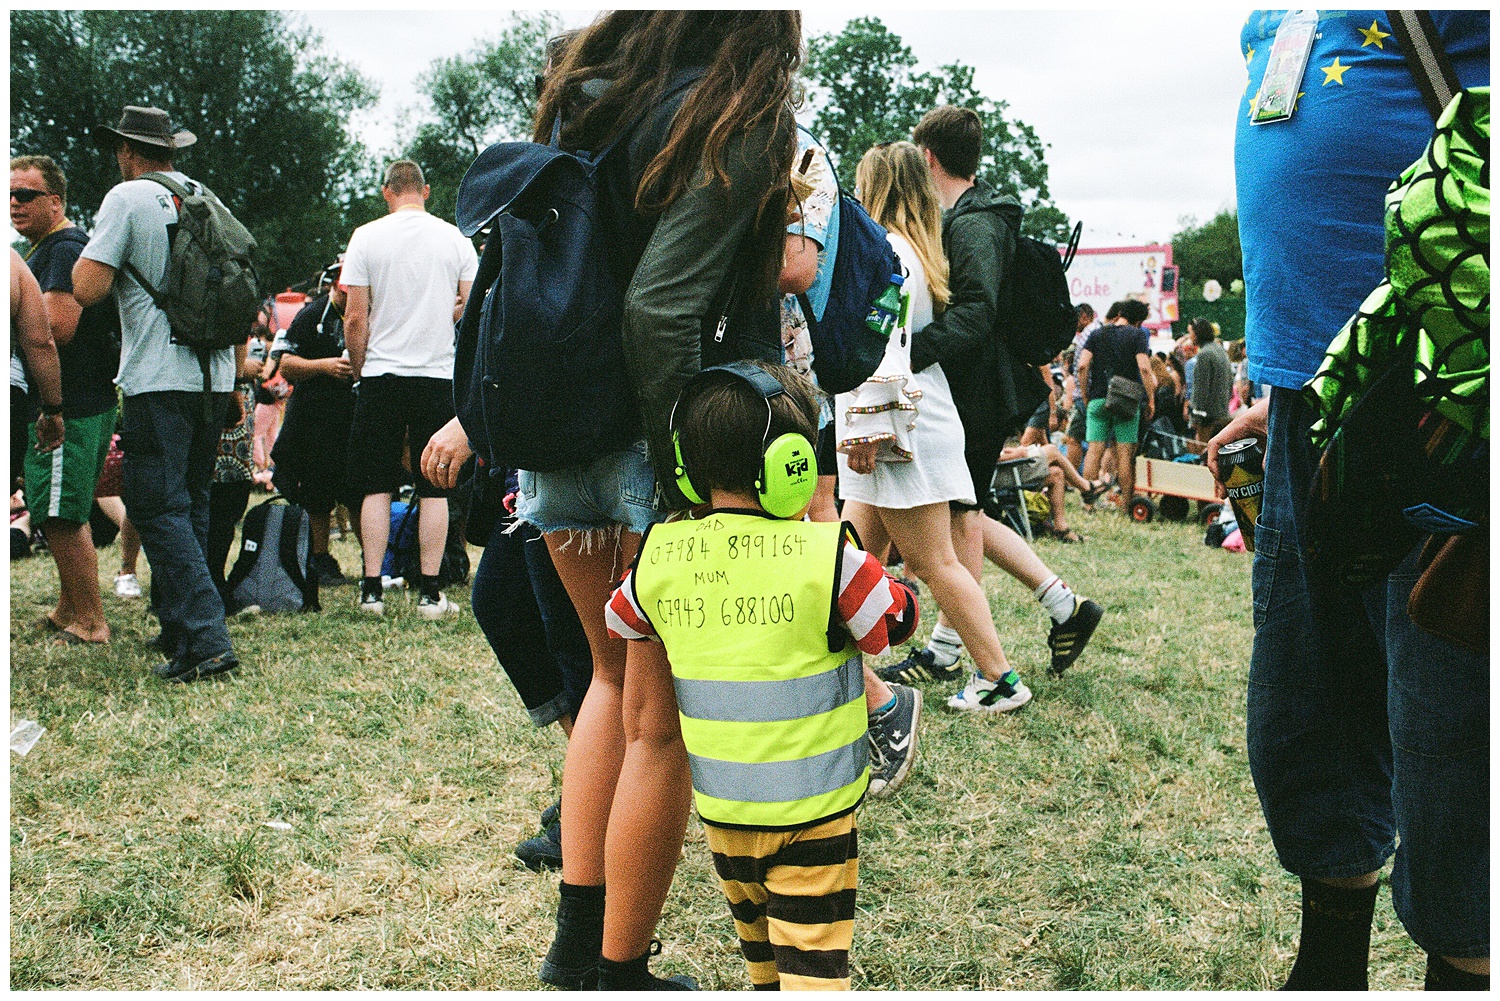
[676,361,821,498]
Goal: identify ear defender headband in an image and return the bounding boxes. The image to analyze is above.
[670,361,818,519]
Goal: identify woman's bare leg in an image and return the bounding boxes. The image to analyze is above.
[885,503,1011,680]
[602,637,693,961]
[547,529,636,888]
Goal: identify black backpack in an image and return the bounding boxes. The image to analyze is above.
[452,72,703,474]
[1002,219,1083,366]
[224,497,318,614]
[797,181,903,395]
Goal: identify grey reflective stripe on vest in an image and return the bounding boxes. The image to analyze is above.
[687,735,867,804]
[673,656,863,724]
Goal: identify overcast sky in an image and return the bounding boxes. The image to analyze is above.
[301,8,1249,248]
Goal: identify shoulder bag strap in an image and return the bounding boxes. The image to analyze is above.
[1387,10,1462,123]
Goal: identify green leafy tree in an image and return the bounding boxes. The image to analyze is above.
[11,9,377,295]
[1171,210,1243,296]
[405,13,559,223]
[804,17,1069,241]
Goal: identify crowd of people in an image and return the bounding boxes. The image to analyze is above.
[10,8,1486,992]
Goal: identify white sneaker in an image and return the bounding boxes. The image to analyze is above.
[382,574,406,590]
[946,670,1033,713]
[114,572,142,598]
[417,591,458,620]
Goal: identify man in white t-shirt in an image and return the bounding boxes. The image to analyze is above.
[342,159,477,619]
[72,105,239,683]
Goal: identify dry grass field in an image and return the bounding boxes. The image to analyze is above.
[10,504,1427,989]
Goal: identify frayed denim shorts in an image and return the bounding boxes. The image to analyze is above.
[515,440,664,537]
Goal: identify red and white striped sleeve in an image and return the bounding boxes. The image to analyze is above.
[835,543,911,656]
[604,569,657,641]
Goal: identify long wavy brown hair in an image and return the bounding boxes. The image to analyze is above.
[535,11,802,300]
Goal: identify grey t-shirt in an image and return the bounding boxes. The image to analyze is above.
[80,172,235,396]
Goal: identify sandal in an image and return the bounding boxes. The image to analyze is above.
[1080,479,1110,505]
[1049,526,1085,544]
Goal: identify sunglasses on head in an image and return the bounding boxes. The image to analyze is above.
[10,188,51,204]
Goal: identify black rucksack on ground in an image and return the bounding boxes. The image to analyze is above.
[1003,219,1083,366]
[797,181,903,395]
[225,497,318,614]
[452,71,704,474]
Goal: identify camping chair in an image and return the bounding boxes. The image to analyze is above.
[984,454,1051,542]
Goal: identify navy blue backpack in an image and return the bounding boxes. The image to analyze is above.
[453,71,704,474]
[796,177,902,396]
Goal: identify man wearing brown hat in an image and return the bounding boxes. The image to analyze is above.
[72,105,240,683]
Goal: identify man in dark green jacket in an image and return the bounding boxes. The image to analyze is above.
[879,106,1104,691]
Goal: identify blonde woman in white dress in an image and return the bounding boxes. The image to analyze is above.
[836,141,1029,712]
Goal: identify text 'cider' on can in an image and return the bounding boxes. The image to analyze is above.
[1216,437,1265,552]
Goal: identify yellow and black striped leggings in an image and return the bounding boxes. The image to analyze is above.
[703,813,859,991]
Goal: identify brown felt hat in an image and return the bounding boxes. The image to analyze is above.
[95,105,197,152]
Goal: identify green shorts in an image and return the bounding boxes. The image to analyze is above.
[1085,398,1139,446]
[24,407,116,526]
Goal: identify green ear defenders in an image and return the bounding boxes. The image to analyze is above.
[670,361,819,519]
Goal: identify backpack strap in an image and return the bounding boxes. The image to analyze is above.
[278,501,319,612]
[1387,11,1462,123]
[124,171,223,417]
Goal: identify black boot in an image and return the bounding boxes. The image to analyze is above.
[539,882,604,990]
[596,941,698,990]
[1424,954,1489,991]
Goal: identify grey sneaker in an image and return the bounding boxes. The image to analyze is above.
[516,818,562,872]
[867,683,922,799]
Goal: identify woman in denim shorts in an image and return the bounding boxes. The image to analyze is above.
[418,13,803,991]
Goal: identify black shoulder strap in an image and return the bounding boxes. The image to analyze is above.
[1387,10,1461,122]
[278,501,318,612]
[826,521,856,653]
[119,173,186,304]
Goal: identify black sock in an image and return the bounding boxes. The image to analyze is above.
[1424,954,1489,991]
[539,881,605,990]
[419,574,442,601]
[362,575,382,598]
[1282,878,1379,990]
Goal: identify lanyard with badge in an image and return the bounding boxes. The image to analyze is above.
[1249,9,1320,125]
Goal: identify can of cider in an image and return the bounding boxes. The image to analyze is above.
[1215,438,1265,552]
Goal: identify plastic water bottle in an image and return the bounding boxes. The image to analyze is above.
[865,273,906,338]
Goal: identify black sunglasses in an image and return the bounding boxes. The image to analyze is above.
[10,188,51,204]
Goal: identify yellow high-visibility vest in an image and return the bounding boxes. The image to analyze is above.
[632,511,868,828]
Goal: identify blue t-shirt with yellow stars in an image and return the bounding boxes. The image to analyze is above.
[1235,10,1488,389]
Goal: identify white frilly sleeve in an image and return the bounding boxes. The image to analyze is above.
[834,300,920,463]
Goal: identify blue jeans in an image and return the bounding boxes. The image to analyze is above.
[471,516,592,727]
[516,441,662,535]
[121,391,235,664]
[1247,388,1488,958]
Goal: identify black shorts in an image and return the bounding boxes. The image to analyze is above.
[345,375,455,499]
[12,385,30,491]
[815,418,837,481]
[273,393,355,515]
[952,442,1001,514]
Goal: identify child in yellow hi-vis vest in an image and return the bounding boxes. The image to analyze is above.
[605,360,918,990]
